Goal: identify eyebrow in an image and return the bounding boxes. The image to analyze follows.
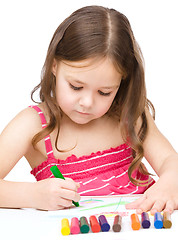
[71,79,85,85]
[100,85,119,90]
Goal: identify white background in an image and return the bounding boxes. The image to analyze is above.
[0,0,177,182]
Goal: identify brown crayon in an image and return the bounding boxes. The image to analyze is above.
[112,214,122,232]
[163,212,172,229]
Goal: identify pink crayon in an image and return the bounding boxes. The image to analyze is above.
[71,217,80,234]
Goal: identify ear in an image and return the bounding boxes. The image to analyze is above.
[52,59,58,76]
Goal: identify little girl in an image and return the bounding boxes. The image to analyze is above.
[0,5,178,213]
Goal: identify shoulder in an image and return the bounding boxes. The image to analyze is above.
[1,106,44,141]
[13,106,42,127]
[17,103,50,124]
[0,105,47,178]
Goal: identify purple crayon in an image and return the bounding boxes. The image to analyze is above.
[98,215,110,232]
[141,212,151,229]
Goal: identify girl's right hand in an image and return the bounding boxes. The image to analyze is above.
[32,178,81,210]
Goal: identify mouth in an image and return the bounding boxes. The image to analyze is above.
[77,111,90,115]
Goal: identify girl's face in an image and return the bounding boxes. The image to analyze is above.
[52,58,122,124]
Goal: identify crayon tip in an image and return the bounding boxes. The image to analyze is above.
[73,201,80,207]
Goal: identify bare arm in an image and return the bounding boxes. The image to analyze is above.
[127,109,178,213]
[0,180,35,208]
[0,108,80,210]
[143,109,178,177]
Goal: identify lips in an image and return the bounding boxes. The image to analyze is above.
[77,111,90,115]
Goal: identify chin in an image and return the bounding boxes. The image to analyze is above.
[73,119,92,125]
[70,116,94,125]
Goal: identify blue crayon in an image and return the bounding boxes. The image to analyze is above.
[98,215,110,232]
[154,212,163,229]
[141,212,151,229]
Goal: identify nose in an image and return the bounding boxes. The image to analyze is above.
[79,92,93,109]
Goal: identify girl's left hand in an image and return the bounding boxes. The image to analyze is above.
[126,174,178,214]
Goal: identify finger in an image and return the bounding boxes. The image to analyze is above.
[163,200,174,214]
[55,205,70,210]
[150,200,166,215]
[59,188,81,202]
[56,178,78,191]
[57,205,66,210]
[126,195,146,209]
[56,198,73,208]
[135,198,155,214]
[47,203,72,211]
[48,205,64,211]
[65,177,80,188]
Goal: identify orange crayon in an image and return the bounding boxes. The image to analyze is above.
[131,213,141,230]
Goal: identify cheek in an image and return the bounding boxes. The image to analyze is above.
[56,84,74,110]
[96,97,115,116]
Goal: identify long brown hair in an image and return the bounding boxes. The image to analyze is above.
[31,5,155,185]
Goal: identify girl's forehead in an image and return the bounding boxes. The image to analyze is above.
[57,58,123,87]
[61,58,99,68]
[59,57,122,76]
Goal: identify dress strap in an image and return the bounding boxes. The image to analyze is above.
[29,105,54,158]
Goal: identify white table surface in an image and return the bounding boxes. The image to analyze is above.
[0,195,177,240]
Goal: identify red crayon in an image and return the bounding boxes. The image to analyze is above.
[89,215,101,233]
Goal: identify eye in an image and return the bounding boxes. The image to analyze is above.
[98,90,111,96]
[69,83,83,91]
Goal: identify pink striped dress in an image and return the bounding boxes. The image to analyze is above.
[30,105,155,196]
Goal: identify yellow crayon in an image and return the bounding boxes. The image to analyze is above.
[61,218,70,235]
